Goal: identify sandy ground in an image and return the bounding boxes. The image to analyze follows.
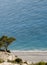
[12,51,47,63]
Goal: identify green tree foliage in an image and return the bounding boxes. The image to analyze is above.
[0,35,16,51]
[0,41,4,48]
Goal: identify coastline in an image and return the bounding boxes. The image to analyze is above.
[0,50,47,64]
[11,50,47,63]
[11,50,47,52]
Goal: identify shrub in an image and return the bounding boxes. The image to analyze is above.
[36,62,45,65]
[45,63,47,65]
[7,58,23,64]
[15,58,22,63]
[0,59,4,63]
[7,50,11,53]
[24,61,28,64]
[33,62,46,65]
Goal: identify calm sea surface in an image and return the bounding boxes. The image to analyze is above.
[0,0,47,50]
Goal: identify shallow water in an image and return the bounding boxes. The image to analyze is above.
[0,0,47,50]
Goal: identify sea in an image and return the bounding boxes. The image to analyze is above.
[0,0,47,50]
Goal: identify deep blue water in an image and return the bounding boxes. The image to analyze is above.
[0,0,47,50]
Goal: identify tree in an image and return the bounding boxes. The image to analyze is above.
[0,36,16,51]
[0,36,8,42]
[4,37,16,51]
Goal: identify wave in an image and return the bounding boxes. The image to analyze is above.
[11,49,47,52]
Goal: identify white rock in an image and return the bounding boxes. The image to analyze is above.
[22,63,27,65]
[0,62,13,65]
[14,64,20,65]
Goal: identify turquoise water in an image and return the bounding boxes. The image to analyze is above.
[0,0,47,50]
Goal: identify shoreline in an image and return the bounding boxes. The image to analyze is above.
[0,50,47,64]
[10,50,47,63]
[11,50,47,52]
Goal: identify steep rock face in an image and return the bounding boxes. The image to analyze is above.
[0,51,17,61]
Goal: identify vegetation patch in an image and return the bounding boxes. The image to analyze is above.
[30,62,47,65]
[7,58,23,64]
[0,59,4,63]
